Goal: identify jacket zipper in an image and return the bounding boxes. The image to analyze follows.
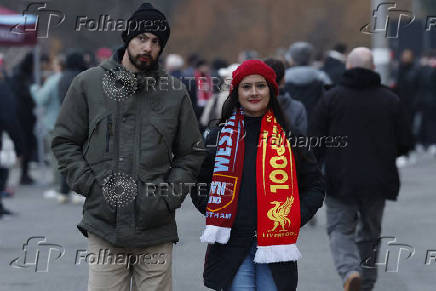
[84,115,105,156]
[132,95,143,178]
[151,123,174,168]
[106,115,113,152]
[114,103,121,172]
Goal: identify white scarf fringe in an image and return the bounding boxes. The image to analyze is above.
[254,244,302,263]
[200,225,231,244]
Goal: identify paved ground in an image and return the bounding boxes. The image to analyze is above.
[0,153,435,291]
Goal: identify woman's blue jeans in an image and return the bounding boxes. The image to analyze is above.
[227,243,278,291]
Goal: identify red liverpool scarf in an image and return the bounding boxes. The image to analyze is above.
[200,109,302,263]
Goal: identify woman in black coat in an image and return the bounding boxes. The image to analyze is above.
[191,60,325,291]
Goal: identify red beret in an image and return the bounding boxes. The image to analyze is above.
[231,60,279,96]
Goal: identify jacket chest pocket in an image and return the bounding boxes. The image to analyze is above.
[84,114,113,165]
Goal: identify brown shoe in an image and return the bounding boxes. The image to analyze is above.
[344,271,361,291]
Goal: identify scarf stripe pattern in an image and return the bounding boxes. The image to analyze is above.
[201,109,302,263]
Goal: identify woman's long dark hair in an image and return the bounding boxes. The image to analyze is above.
[219,83,291,134]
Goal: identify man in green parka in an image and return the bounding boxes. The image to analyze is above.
[51,3,205,290]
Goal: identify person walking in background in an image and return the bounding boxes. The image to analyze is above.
[183,58,213,129]
[31,55,63,140]
[264,58,308,135]
[200,63,238,129]
[55,50,88,204]
[31,55,63,199]
[165,53,185,79]
[96,47,113,64]
[10,53,38,185]
[393,49,420,166]
[322,43,347,86]
[192,60,324,291]
[182,54,203,121]
[0,67,24,219]
[415,50,436,157]
[51,3,205,290]
[182,53,199,78]
[284,42,331,120]
[58,51,88,104]
[310,47,413,291]
[198,58,229,129]
[210,58,228,94]
[395,49,419,124]
[194,59,213,124]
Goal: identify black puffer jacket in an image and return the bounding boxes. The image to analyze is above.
[191,116,325,291]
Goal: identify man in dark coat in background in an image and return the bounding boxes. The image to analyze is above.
[322,43,347,86]
[393,49,420,166]
[395,49,419,126]
[264,58,308,135]
[415,50,436,153]
[0,68,24,218]
[284,42,331,120]
[311,47,413,291]
[58,51,88,104]
[10,53,37,185]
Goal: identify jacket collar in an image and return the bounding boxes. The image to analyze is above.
[340,67,381,89]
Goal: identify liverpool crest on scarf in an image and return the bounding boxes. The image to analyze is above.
[201,109,302,263]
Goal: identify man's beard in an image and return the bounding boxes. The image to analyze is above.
[127,48,159,72]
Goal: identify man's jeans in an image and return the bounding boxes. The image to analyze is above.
[326,195,385,291]
[227,242,278,291]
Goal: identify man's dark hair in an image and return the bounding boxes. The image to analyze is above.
[195,59,208,68]
[187,53,199,66]
[212,58,228,71]
[264,58,285,84]
[333,43,347,54]
[65,51,88,71]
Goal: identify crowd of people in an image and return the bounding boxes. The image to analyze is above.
[163,43,436,159]
[0,2,436,291]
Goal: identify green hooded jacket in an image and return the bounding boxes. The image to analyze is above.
[52,48,206,248]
